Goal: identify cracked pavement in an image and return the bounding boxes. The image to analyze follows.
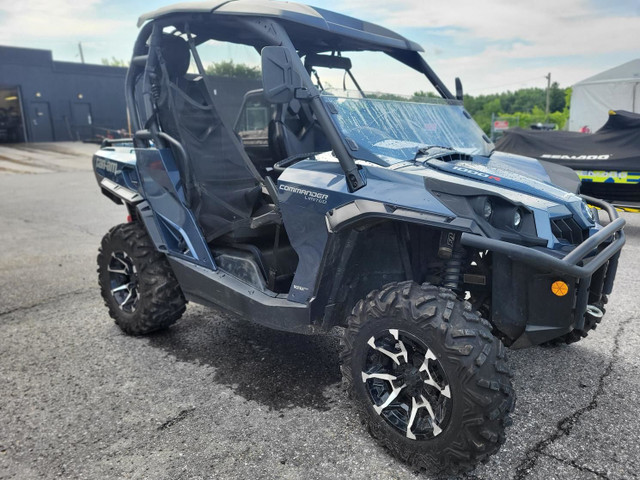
[512,317,634,480]
[0,143,639,479]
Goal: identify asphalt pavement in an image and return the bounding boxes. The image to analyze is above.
[0,142,639,480]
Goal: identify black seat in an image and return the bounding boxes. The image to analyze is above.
[268,99,330,162]
[154,34,263,242]
[234,89,275,177]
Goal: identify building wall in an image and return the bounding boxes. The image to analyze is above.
[209,76,262,127]
[0,45,261,142]
[0,46,128,142]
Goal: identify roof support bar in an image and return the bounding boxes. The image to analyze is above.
[240,17,366,192]
[183,22,264,184]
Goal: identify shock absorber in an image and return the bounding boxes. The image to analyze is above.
[439,231,465,291]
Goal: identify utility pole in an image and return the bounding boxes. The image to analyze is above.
[545,72,551,121]
[78,42,85,64]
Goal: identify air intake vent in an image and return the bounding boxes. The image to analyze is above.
[551,217,588,244]
[418,146,472,163]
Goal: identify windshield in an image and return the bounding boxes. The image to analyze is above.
[321,93,494,166]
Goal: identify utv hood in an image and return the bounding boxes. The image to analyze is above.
[421,151,581,205]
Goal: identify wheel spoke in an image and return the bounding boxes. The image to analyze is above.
[119,289,134,309]
[406,397,420,440]
[111,284,130,294]
[420,348,451,398]
[373,383,405,415]
[107,266,128,275]
[406,394,442,439]
[361,371,406,415]
[111,254,130,271]
[361,372,397,383]
[367,329,409,365]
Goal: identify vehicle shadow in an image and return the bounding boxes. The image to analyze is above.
[147,306,342,411]
[146,303,632,428]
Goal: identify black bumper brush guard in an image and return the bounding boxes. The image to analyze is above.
[461,195,626,348]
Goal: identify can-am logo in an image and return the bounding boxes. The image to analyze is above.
[541,154,611,160]
[452,166,501,182]
[95,157,118,174]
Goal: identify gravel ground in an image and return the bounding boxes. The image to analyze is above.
[0,143,639,480]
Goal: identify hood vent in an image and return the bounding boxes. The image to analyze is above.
[417,146,472,164]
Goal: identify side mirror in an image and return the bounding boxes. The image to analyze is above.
[261,46,303,104]
[455,77,464,101]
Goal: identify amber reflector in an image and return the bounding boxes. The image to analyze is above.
[551,281,569,297]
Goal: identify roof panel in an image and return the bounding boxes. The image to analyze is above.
[216,0,324,19]
[137,1,227,27]
[137,0,423,52]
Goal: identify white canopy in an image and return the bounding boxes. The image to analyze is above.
[569,59,640,132]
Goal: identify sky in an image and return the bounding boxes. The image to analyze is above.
[1,0,639,96]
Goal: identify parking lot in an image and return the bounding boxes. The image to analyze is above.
[0,142,638,479]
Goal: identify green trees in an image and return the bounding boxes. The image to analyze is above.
[368,91,439,102]
[101,57,129,67]
[204,60,261,79]
[99,57,262,78]
[463,83,571,134]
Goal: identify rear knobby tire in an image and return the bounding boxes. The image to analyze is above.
[340,281,515,476]
[98,222,186,335]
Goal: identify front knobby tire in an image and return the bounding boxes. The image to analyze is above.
[97,222,186,335]
[340,281,515,475]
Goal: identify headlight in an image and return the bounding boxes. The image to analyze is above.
[435,193,540,242]
[581,201,595,223]
[513,209,522,229]
[483,199,493,220]
[471,196,535,236]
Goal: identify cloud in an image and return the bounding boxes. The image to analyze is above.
[334,0,640,57]
[430,55,600,96]
[0,0,132,63]
[0,0,129,39]
[2,0,638,94]
[314,0,640,94]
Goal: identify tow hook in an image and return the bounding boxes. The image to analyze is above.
[586,305,604,319]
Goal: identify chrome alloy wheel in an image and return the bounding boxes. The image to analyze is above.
[361,329,452,440]
[107,251,140,313]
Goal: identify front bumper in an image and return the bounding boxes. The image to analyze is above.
[460,195,626,348]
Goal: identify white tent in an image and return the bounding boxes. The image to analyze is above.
[569,59,640,132]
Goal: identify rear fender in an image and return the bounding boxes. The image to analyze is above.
[93,146,142,206]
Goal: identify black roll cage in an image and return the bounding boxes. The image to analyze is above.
[126,13,455,192]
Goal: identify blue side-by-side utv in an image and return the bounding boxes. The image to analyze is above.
[92,1,625,474]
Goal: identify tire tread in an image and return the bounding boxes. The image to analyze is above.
[97,222,186,335]
[340,282,514,475]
